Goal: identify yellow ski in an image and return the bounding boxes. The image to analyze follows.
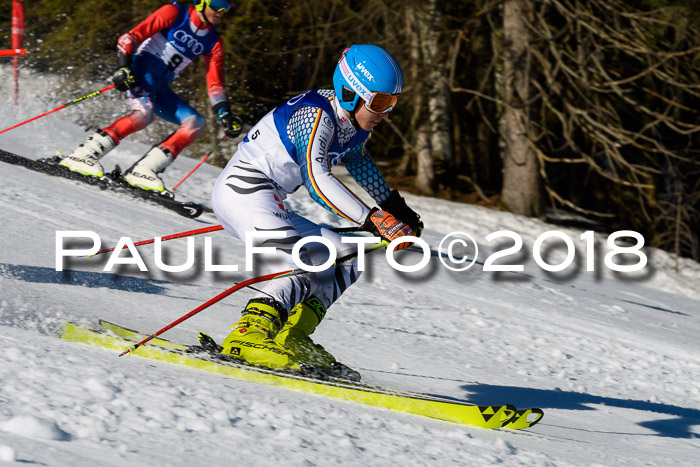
[61,322,542,430]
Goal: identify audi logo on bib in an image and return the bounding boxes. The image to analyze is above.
[173,30,204,55]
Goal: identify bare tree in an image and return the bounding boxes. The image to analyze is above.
[396,0,454,194]
[501,0,542,216]
[525,0,700,257]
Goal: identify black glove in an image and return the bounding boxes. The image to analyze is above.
[112,67,136,92]
[218,109,242,138]
[379,190,424,236]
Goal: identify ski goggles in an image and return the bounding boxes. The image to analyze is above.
[364,92,400,114]
[207,0,231,12]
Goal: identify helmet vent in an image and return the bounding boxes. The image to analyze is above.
[342,86,356,103]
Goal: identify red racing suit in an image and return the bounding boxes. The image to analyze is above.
[103,2,229,157]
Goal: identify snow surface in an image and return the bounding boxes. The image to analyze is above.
[1,66,699,466]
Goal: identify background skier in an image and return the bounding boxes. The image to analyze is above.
[59,0,241,192]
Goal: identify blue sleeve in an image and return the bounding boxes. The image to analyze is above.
[343,144,392,205]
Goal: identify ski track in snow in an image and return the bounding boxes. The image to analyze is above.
[1,66,699,466]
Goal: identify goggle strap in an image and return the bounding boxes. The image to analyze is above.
[339,55,374,103]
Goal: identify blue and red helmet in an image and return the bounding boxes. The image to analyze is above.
[333,44,403,113]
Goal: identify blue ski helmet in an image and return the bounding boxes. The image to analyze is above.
[333,44,403,113]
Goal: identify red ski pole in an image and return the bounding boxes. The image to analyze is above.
[119,268,303,356]
[88,225,364,257]
[89,225,225,257]
[172,136,227,190]
[118,240,387,356]
[0,84,116,135]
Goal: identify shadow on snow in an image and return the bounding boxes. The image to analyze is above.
[0,263,167,295]
[462,383,700,438]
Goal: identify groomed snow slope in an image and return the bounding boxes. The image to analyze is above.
[1,67,699,466]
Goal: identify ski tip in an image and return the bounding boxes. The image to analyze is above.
[503,408,544,430]
[182,204,203,218]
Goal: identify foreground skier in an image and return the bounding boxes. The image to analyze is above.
[59,0,241,192]
[211,44,423,374]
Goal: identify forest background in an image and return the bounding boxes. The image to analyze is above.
[1,0,699,262]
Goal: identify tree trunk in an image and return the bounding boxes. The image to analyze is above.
[405,3,435,193]
[415,121,434,193]
[501,0,541,216]
[419,0,454,179]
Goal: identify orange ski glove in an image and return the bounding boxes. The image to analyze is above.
[362,208,416,250]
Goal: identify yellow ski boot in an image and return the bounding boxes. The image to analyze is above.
[274,297,337,367]
[274,297,361,381]
[221,300,298,370]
